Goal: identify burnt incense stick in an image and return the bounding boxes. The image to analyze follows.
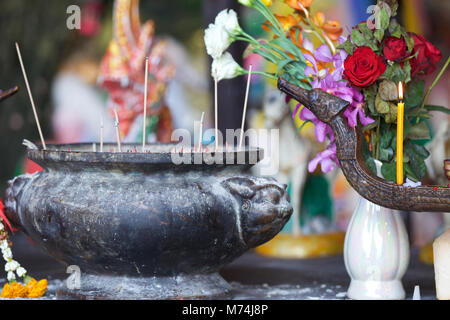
[214,74,218,152]
[100,116,104,152]
[15,42,47,150]
[114,109,122,152]
[142,57,149,150]
[198,112,205,152]
[239,65,252,150]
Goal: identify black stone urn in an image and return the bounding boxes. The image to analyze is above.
[4,143,292,299]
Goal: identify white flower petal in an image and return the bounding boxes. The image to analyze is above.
[215,9,240,35]
[16,267,27,277]
[211,52,243,81]
[7,271,16,282]
[204,23,231,59]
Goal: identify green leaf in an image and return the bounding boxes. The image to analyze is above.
[403,60,412,84]
[337,39,354,55]
[379,80,398,101]
[374,29,384,42]
[403,31,415,52]
[351,29,366,47]
[424,105,450,114]
[407,122,431,140]
[363,86,377,115]
[404,81,425,108]
[375,94,390,114]
[405,142,428,179]
[379,147,394,162]
[388,20,402,38]
[380,129,393,149]
[362,139,377,175]
[379,8,391,31]
[381,162,397,182]
[404,163,419,182]
[407,141,430,158]
[277,58,295,75]
[252,48,277,64]
[359,22,375,41]
[390,63,407,83]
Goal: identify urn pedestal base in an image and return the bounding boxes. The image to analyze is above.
[347,280,405,300]
[56,273,231,300]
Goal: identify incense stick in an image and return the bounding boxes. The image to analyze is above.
[214,75,219,152]
[239,65,252,150]
[142,57,149,151]
[100,116,104,152]
[198,112,205,152]
[114,109,122,152]
[15,43,47,150]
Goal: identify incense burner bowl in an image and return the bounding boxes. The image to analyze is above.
[4,143,292,299]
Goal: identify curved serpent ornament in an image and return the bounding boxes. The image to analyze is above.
[278,78,450,212]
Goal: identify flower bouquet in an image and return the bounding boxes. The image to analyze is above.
[204,0,449,184]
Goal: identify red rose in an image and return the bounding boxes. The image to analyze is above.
[409,33,442,76]
[343,46,386,88]
[383,36,408,61]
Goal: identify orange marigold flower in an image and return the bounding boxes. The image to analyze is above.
[1,278,48,299]
[26,278,48,298]
[285,0,314,10]
[1,282,28,298]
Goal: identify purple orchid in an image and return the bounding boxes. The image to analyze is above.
[299,107,334,143]
[308,143,339,173]
[295,37,374,174]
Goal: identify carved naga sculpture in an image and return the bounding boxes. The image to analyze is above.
[98,0,174,142]
[278,78,450,213]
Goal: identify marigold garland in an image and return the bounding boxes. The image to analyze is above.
[0,199,47,299]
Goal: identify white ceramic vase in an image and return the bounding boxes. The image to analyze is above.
[343,160,410,300]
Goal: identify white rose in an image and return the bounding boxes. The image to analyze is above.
[211,52,245,81]
[7,271,15,282]
[0,223,4,231]
[204,23,231,59]
[215,9,241,35]
[16,267,27,277]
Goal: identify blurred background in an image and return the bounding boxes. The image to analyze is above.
[0,0,448,252]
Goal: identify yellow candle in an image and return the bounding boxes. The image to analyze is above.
[396,82,404,185]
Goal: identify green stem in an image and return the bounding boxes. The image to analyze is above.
[375,120,380,160]
[250,70,278,79]
[416,56,450,123]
